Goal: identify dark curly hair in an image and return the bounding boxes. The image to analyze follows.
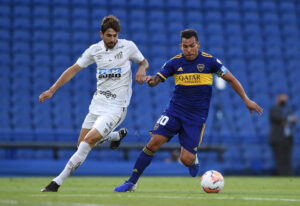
[181,29,198,42]
[101,15,121,33]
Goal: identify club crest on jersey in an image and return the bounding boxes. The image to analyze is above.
[114,51,123,59]
[197,64,205,72]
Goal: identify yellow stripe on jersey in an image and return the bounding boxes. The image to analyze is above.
[157,72,167,80]
[174,73,213,86]
[171,53,183,59]
[198,123,206,147]
[201,52,212,58]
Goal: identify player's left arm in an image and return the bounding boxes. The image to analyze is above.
[222,70,263,115]
[136,58,149,85]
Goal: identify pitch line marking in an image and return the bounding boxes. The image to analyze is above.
[0,200,121,206]
[30,194,300,202]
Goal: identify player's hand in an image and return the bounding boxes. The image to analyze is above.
[136,68,146,85]
[39,89,54,103]
[245,99,263,115]
[145,76,155,87]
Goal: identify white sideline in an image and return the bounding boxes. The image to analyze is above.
[0,200,121,206]
[29,194,300,202]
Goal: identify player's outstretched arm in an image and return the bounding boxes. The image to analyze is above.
[222,70,263,115]
[145,75,162,87]
[39,63,83,103]
[136,59,149,85]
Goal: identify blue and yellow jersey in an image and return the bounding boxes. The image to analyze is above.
[156,51,228,124]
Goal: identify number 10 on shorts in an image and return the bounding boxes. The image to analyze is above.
[156,115,169,126]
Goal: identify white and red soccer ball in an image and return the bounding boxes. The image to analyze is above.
[200,170,224,193]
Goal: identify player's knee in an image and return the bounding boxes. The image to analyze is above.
[180,153,195,166]
[147,135,167,152]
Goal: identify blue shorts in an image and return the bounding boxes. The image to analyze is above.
[152,111,206,154]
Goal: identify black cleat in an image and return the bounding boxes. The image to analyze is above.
[41,181,60,192]
[110,128,128,149]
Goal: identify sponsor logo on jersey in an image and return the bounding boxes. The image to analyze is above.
[96,90,117,99]
[197,64,205,72]
[216,58,222,64]
[98,68,122,79]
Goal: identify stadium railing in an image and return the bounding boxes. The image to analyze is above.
[0,141,226,162]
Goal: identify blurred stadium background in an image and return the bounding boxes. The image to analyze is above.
[0,0,300,176]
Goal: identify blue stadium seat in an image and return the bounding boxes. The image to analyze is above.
[184,0,201,9]
[244,24,261,36]
[281,13,297,25]
[53,31,71,42]
[13,41,30,53]
[167,11,184,22]
[0,29,10,40]
[13,17,31,29]
[0,5,10,17]
[130,22,146,32]
[223,0,239,11]
[262,13,279,25]
[0,17,10,28]
[52,0,69,6]
[279,2,295,12]
[53,19,70,30]
[205,11,222,22]
[33,18,51,30]
[14,5,30,17]
[186,11,202,23]
[110,0,127,8]
[148,10,165,22]
[128,0,145,8]
[226,46,244,59]
[0,41,10,53]
[282,25,298,38]
[73,31,89,43]
[13,29,30,41]
[245,46,263,59]
[53,6,69,18]
[243,12,259,23]
[33,54,51,66]
[224,11,241,24]
[90,0,107,7]
[111,8,127,22]
[129,9,146,22]
[260,1,277,12]
[34,6,50,18]
[168,22,184,36]
[242,1,258,11]
[72,8,89,19]
[33,42,50,54]
[13,54,31,66]
[204,0,220,10]
[147,0,164,9]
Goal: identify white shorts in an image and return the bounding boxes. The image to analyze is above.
[82,106,127,137]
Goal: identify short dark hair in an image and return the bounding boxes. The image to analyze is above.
[101,15,121,33]
[181,29,198,42]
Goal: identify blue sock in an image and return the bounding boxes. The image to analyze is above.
[128,146,154,184]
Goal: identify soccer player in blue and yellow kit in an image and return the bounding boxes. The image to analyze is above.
[115,29,263,192]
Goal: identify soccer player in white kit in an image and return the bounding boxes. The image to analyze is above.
[39,15,149,192]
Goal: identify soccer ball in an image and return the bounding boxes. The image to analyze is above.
[200,170,224,193]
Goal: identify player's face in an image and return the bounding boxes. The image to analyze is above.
[100,28,118,49]
[180,37,200,61]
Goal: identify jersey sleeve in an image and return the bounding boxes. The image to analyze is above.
[211,57,228,77]
[156,60,175,82]
[128,41,145,63]
[76,46,95,68]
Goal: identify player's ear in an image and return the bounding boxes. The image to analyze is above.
[197,41,200,48]
[100,31,104,38]
[179,43,183,51]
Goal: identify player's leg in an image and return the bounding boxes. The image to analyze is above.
[115,112,179,192]
[179,123,205,177]
[77,128,90,147]
[114,134,168,192]
[97,107,128,149]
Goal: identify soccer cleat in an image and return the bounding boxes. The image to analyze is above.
[188,153,200,177]
[41,181,60,192]
[110,128,128,149]
[114,181,137,192]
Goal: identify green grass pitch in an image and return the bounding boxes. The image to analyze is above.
[0,177,300,206]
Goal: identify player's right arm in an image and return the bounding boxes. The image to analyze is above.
[39,63,83,103]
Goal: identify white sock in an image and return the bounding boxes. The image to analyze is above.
[106,131,120,141]
[53,141,91,185]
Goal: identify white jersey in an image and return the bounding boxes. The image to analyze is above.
[76,39,144,115]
